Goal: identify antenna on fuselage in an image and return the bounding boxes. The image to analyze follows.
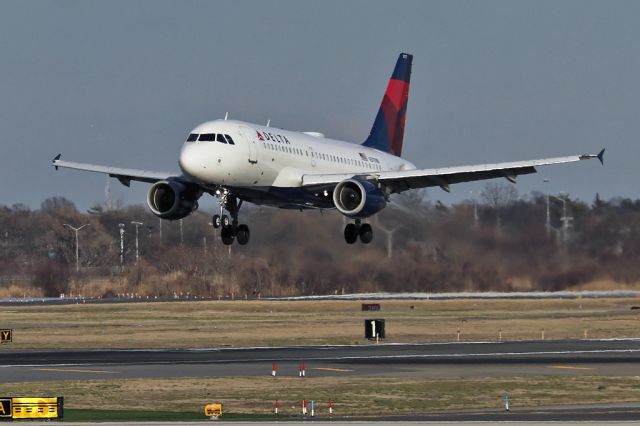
[224,112,229,120]
[266,119,271,127]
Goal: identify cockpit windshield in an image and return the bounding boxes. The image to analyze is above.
[186,132,236,145]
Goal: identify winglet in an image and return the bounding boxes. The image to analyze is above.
[579,149,605,165]
[52,154,61,170]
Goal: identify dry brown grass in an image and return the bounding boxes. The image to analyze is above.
[1,298,640,349]
[0,283,43,298]
[1,375,639,415]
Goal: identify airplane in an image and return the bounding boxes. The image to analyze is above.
[53,53,604,246]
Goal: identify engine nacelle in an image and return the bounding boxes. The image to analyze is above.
[146,179,200,220]
[332,178,387,218]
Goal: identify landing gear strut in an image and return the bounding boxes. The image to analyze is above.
[213,190,250,246]
[344,219,373,244]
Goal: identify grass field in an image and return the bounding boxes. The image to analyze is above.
[0,299,640,350]
[2,297,640,418]
[2,375,640,418]
[1,297,639,349]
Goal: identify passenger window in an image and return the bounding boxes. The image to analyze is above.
[217,134,227,144]
[199,133,216,142]
[225,134,235,145]
[186,133,198,142]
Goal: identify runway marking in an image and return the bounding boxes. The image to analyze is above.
[549,365,594,371]
[32,368,118,374]
[311,367,353,372]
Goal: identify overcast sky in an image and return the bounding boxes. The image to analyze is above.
[1,0,638,212]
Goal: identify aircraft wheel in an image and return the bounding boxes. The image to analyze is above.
[344,223,358,244]
[221,225,234,245]
[359,223,373,244]
[221,215,230,227]
[212,214,221,229]
[236,224,250,245]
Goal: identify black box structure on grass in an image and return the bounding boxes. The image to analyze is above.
[364,319,385,339]
[362,303,381,311]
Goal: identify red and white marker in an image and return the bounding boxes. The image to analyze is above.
[302,399,307,416]
[271,362,278,377]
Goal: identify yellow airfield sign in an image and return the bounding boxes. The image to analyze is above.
[0,397,63,420]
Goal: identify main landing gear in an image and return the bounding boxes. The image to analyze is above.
[212,192,250,246]
[344,219,373,244]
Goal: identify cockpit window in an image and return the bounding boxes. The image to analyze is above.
[199,133,216,142]
[216,134,227,144]
[224,134,235,145]
[186,133,198,142]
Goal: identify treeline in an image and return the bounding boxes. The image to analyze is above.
[1,184,639,298]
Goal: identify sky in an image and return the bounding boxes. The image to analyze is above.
[1,0,638,212]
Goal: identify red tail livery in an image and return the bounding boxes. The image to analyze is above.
[363,53,412,157]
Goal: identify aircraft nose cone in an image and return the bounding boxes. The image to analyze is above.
[179,144,206,180]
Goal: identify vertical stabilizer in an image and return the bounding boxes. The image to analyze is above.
[362,53,412,157]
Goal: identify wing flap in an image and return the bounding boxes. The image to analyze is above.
[302,151,603,194]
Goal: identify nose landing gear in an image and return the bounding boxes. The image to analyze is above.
[344,219,373,244]
[213,191,250,245]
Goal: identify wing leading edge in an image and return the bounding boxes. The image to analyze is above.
[52,154,178,187]
[302,149,605,194]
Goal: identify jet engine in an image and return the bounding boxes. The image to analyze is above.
[146,179,201,220]
[332,178,387,218]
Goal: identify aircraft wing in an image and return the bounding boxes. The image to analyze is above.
[52,154,178,187]
[302,150,605,194]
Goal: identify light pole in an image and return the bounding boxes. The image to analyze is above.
[558,192,572,246]
[543,179,551,234]
[131,221,143,265]
[546,191,573,247]
[63,223,91,272]
[372,216,403,259]
[469,190,478,229]
[118,223,125,269]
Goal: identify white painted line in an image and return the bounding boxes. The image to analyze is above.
[2,348,639,369]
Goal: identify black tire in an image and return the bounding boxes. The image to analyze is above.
[359,223,373,244]
[221,215,230,227]
[212,214,221,229]
[221,225,234,245]
[236,224,250,245]
[344,223,358,244]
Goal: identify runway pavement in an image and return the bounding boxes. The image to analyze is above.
[1,339,640,382]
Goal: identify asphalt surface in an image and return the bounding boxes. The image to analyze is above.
[1,339,640,383]
[2,339,640,366]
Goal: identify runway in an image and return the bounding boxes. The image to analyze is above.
[1,339,640,382]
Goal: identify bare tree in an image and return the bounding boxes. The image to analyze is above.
[480,182,519,231]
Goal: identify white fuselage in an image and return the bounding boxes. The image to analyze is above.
[179,119,416,192]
